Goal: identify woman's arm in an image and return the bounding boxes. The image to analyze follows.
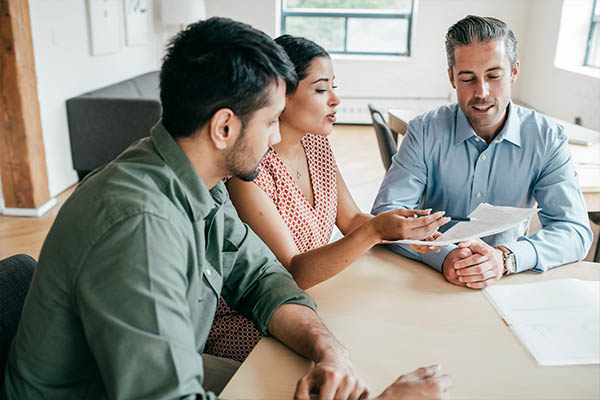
[334,167,372,235]
[227,176,448,290]
[335,167,447,254]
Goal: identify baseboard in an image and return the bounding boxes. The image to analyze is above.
[1,198,58,217]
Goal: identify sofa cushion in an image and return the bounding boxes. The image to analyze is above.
[66,71,162,179]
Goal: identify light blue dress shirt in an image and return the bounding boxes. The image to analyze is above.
[372,102,592,273]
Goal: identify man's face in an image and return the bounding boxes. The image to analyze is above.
[449,39,519,136]
[225,81,285,181]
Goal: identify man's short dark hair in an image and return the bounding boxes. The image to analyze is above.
[445,15,518,78]
[160,17,297,138]
[274,35,329,95]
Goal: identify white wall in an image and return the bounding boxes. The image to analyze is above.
[29,0,161,197]
[198,0,532,122]
[198,0,529,100]
[4,0,598,207]
[159,0,280,59]
[206,0,278,36]
[518,0,600,131]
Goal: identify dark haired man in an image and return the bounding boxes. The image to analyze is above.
[373,15,592,289]
[2,18,451,400]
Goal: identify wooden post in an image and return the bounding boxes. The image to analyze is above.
[0,0,51,210]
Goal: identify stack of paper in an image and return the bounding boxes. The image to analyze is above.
[484,279,600,366]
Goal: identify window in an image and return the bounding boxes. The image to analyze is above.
[280,0,415,56]
[585,0,600,67]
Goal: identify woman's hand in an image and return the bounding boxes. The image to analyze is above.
[371,209,450,243]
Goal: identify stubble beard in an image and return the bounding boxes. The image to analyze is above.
[225,128,262,182]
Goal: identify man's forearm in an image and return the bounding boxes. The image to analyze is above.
[267,303,348,363]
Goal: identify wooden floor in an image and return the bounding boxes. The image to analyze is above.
[0,124,597,261]
[0,186,75,260]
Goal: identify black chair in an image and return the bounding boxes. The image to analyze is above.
[0,254,36,388]
[368,104,397,171]
[589,212,600,263]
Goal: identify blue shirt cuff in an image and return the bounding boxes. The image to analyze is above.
[504,239,538,273]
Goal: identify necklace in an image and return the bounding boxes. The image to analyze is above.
[281,147,303,180]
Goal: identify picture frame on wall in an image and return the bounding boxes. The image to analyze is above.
[124,0,150,46]
[87,0,121,56]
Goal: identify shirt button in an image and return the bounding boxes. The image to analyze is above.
[475,137,480,142]
[212,204,217,209]
[481,155,487,160]
[476,192,482,198]
[205,268,212,276]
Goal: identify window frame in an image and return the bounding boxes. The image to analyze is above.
[584,0,600,68]
[280,0,415,57]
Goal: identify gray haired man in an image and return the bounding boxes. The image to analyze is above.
[373,15,592,288]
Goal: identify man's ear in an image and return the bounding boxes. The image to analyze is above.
[208,108,242,150]
[448,68,456,89]
[510,60,520,84]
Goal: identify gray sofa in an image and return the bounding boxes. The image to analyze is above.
[66,71,162,179]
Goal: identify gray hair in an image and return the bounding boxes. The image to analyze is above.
[445,15,518,77]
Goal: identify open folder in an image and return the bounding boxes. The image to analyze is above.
[392,203,540,246]
[484,279,600,366]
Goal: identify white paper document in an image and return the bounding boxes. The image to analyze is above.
[484,279,600,366]
[393,203,540,245]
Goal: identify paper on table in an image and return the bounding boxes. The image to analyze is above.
[391,203,539,245]
[484,279,600,366]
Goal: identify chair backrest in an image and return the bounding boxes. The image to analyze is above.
[368,104,397,171]
[0,254,36,388]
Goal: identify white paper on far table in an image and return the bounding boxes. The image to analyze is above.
[484,279,600,366]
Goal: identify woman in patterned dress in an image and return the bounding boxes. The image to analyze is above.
[205,36,450,362]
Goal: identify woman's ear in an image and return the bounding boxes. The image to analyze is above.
[208,108,242,150]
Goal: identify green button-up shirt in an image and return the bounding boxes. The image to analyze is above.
[2,122,316,400]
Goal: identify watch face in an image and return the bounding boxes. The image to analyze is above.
[506,253,516,273]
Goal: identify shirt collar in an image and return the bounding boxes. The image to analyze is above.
[150,120,228,221]
[455,101,521,147]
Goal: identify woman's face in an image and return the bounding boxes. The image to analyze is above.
[280,56,340,136]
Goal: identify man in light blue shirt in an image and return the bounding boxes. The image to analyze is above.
[372,15,592,289]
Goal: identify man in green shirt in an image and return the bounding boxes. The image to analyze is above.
[2,17,451,400]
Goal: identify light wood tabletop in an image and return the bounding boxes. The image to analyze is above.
[220,247,600,399]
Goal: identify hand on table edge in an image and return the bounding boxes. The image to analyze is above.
[374,364,452,400]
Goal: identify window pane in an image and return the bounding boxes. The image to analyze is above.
[284,16,346,52]
[587,23,600,67]
[347,17,408,53]
[285,0,412,12]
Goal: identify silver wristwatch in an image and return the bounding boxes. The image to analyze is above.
[497,246,516,275]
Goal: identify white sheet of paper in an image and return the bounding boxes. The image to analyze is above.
[484,279,600,366]
[391,203,539,245]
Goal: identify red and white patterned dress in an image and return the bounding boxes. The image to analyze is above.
[205,134,338,362]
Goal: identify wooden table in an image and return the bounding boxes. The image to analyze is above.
[388,109,600,211]
[221,247,600,399]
